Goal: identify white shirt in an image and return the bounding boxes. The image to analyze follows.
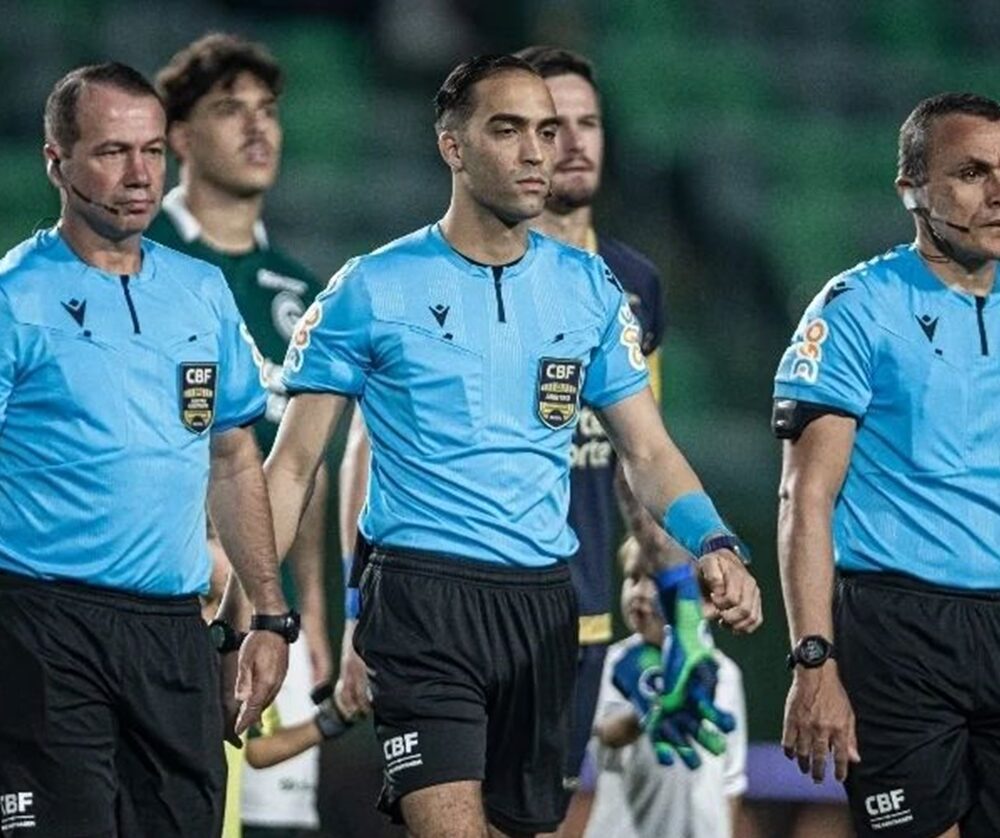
[584,635,748,838]
[240,632,320,828]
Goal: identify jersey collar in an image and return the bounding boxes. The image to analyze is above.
[429,222,539,278]
[161,186,269,250]
[906,243,1000,308]
[43,226,157,284]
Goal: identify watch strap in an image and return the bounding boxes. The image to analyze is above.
[249,610,301,643]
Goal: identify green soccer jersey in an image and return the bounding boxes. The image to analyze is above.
[148,187,324,609]
[148,187,321,453]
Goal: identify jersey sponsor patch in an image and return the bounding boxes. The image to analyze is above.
[179,362,217,433]
[537,357,583,429]
[618,302,646,371]
[285,302,323,373]
[790,317,828,383]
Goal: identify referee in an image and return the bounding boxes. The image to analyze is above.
[0,63,291,837]
[775,93,1000,837]
[266,55,760,838]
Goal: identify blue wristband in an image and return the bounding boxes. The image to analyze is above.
[662,492,731,559]
[342,554,361,619]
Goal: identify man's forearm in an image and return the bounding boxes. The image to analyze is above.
[266,463,316,562]
[289,463,328,623]
[209,446,286,615]
[777,490,837,642]
[338,407,370,558]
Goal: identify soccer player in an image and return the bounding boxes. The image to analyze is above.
[775,92,1000,838]
[266,55,761,838]
[515,46,668,814]
[586,537,747,838]
[151,33,332,838]
[0,62,291,837]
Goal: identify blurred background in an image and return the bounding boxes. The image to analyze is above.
[6,0,1000,834]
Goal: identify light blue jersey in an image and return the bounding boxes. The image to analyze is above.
[775,244,1000,589]
[283,224,648,567]
[0,229,267,595]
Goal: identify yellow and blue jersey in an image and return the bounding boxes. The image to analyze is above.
[569,231,664,636]
[0,229,267,595]
[775,244,1000,589]
[283,223,648,567]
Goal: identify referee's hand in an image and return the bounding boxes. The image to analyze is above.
[782,661,860,783]
[698,549,763,634]
[234,631,290,736]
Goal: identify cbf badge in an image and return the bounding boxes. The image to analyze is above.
[179,362,217,433]
[537,358,583,429]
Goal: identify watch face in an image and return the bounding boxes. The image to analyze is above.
[799,636,830,665]
[209,622,226,651]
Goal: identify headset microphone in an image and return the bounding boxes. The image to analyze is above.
[51,156,122,216]
[902,187,971,233]
[68,182,122,216]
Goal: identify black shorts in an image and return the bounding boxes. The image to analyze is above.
[354,548,578,834]
[837,573,1000,838]
[0,570,225,838]
[564,641,608,786]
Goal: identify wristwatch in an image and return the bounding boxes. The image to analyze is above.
[699,533,749,564]
[249,610,301,643]
[786,635,835,670]
[208,619,246,654]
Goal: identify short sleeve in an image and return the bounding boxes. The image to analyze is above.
[595,642,633,721]
[0,290,16,429]
[282,258,372,397]
[213,277,268,433]
[773,275,876,418]
[581,259,650,409]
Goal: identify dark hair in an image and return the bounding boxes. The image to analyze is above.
[155,33,283,124]
[44,62,161,151]
[899,92,1000,184]
[514,45,598,94]
[434,53,540,132]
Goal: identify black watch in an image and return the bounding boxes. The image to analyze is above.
[208,619,246,654]
[699,533,750,564]
[249,610,301,643]
[787,635,835,670]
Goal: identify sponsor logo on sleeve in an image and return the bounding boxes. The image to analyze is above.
[286,302,323,374]
[537,358,583,430]
[179,362,217,433]
[789,318,828,384]
[618,303,646,372]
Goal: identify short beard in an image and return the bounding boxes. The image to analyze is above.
[546,184,596,215]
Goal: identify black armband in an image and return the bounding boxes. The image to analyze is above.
[771,398,857,440]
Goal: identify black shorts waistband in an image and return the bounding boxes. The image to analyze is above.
[369,546,571,590]
[0,569,202,615]
[840,571,1000,602]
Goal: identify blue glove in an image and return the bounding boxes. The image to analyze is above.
[647,563,736,768]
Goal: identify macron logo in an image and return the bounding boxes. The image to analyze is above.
[61,298,86,328]
[383,732,422,776]
[865,788,913,831]
[1,791,36,832]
